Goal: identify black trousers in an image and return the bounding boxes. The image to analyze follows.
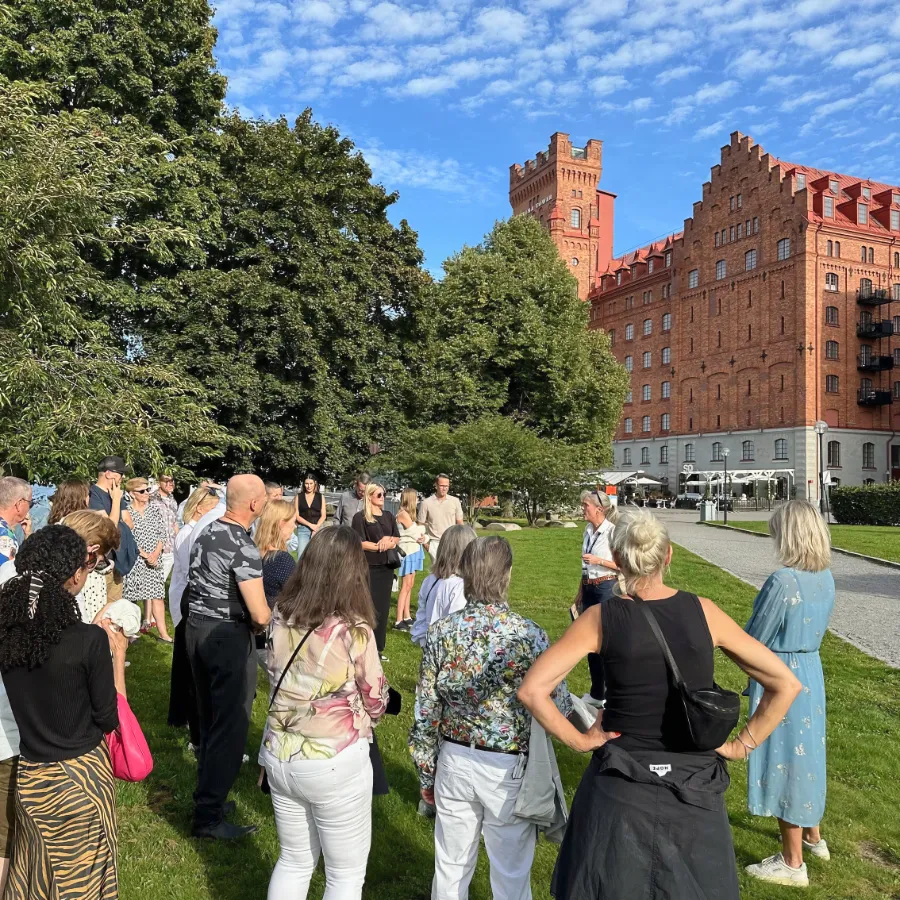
[369,566,393,652]
[581,580,616,701]
[185,613,257,829]
[168,587,200,745]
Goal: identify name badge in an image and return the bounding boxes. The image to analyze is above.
[649,764,672,777]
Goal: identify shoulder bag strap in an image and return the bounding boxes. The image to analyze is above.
[632,595,687,689]
[268,627,314,711]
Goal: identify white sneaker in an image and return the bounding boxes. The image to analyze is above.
[580,692,605,710]
[802,838,830,861]
[745,853,809,887]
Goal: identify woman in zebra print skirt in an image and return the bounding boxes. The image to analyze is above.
[0,526,128,900]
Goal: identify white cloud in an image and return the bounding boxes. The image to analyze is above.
[683,81,740,106]
[748,121,777,136]
[728,48,783,74]
[402,74,458,96]
[789,23,842,51]
[862,132,898,151]
[694,120,727,141]
[655,65,701,85]
[362,2,451,41]
[762,74,802,91]
[359,144,489,196]
[335,58,403,86]
[792,0,842,18]
[830,45,886,67]
[780,89,831,112]
[563,0,628,31]
[295,0,346,26]
[873,71,900,90]
[596,34,690,71]
[476,7,530,43]
[591,74,628,96]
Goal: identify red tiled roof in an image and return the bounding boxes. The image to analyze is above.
[601,233,683,276]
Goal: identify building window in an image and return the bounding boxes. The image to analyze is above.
[863,442,875,468]
[829,178,839,194]
[862,186,871,200]
[625,389,632,404]
[624,417,633,433]
[625,296,633,309]
[835,241,840,257]
[661,413,670,431]
[716,259,726,280]
[715,232,720,247]
[745,249,757,271]
[661,346,671,364]
[643,290,652,305]
[571,208,581,229]
[717,331,722,347]
[825,273,838,292]
[642,351,652,368]
[826,240,833,256]
[729,196,735,211]
[660,445,669,464]
[894,380,900,400]
[826,374,839,393]
[753,216,759,233]
[894,314,900,333]
[624,355,633,372]
[625,323,634,340]
[777,238,791,260]
[571,257,578,267]
[649,258,655,273]
[860,277,872,297]
[827,440,841,468]
[729,226,735,242]
[869,247,874,264]
[825,305,838,325]
[642,384,651,401]
[609,329,615,345]
[796,173,806,190]
[825,340,839,359]
[642,415,651,432]
[774,438,787,460]
[616,271,622,285]
[737,193,743,208]
[894,284,900,301]
[643,318,652,336]
[737,223,743,240]
[861,246,867,262]
[742,440,754,461]
[662,313,672,331]
[623,448,631,465]
[858,203,868,225]
[685,443,695,462]
[662,380,671,398]
[824,196,834,218]
[861,377,873,396]
[893,210,900,232]
[895,348,900,367]
[712,442,724,462]
[641,447,650,464]
[688,269,699,288]
[721,229,726,244]
[665,250,672,267]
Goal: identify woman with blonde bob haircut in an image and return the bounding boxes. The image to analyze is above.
[518,508,802,900]
[742,500,835,888]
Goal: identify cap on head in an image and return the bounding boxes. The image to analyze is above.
[98,456,128,476]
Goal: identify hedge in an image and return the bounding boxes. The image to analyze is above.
[830,481,900,526]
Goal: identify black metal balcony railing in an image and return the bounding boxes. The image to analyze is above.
[857,288,891,307]
[857,388,894,407]
[856,319,894,339]
[857,354,896,372]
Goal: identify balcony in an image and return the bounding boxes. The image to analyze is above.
[856,319,894,339]
[857,354,895,372]
[857,388,894,407]
[857,288,892,307]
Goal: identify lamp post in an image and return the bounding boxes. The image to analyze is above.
[813,420,828,516]
[722,448,730,525]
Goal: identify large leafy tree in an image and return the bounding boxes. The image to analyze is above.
[144,113,431,484]
[417,215,628,450]
[0,80,236,482]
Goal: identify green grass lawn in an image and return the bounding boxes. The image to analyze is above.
[724,520,900,564]
[118,530,900,899]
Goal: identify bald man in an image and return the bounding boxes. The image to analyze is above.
[185,474,271,840]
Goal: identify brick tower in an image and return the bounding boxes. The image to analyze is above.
[509,132,614,300]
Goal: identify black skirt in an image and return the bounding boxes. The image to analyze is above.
[552,743,739,900]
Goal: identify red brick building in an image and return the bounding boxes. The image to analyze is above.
[511,131,900,496]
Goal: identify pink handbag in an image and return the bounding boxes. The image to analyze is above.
[106,693,153,781]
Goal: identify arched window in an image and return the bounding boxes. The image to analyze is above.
[571,208,581,229]
[643,318,652,336]
[827,440,840,468]
[642,351,652,368]
[835,241,841,257]
[826,240,833,256]
[661,381,671,398]
[861,245,868,262]
[742,440,754,460]
[745,249,757,270]
[862,442,875,468]
[624,417,633,433]
[825,305,838,324]
[684,443,696,462]
[661,413,670,431]
[641,447,650,464]
[860,277,872,297]
[825,340,839,359]
[641,415,651,432]
[774,438,788,459]
[777,238,791,260]
[893,315,900,334]
[623,448,632,465]
[660,445,669,464]
[624,355,633,372]
[625,323,634,340]
[869,247,874,263]
[712,442,723,461]
[825,273,838,292]
[642,384,651,401]
[825,375,839,392]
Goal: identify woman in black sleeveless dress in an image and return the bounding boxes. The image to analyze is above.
[519,508,802,900]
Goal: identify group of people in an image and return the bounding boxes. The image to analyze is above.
[0,457,837,900]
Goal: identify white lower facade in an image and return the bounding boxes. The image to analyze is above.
[612,426,900,499]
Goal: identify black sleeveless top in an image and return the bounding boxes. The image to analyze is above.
[600,591,716,753]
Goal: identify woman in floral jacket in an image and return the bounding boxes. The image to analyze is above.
[259,526,388,900]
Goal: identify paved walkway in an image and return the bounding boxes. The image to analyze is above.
[654,510,900,668]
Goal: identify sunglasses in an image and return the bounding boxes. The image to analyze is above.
[374,492,384,499]
[85,549,106,572]
[132,488,149,495]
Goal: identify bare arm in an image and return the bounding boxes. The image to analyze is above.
[699,597,802,758]
[238,577,272,628]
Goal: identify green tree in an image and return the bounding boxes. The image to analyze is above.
[144,113,431,484]
[416,215,628,450]
[0,80,237,482]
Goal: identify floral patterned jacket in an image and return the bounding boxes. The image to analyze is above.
[409,599,571,790]
[262,614,388,761]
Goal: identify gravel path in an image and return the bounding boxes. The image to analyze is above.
[655,511,900,668]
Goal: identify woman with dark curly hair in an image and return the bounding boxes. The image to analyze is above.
[0,525,127,900]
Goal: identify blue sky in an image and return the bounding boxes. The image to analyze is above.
[212,0,900,274]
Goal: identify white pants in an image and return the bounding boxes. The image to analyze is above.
[432,742,535,900]
[160,552,175,584]
[261,739,373,900]
[427,536,440,564]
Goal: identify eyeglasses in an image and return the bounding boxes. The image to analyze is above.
[160,478,174,485]
[17,497,37,508]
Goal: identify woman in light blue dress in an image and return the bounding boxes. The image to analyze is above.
[744,500,835,888]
